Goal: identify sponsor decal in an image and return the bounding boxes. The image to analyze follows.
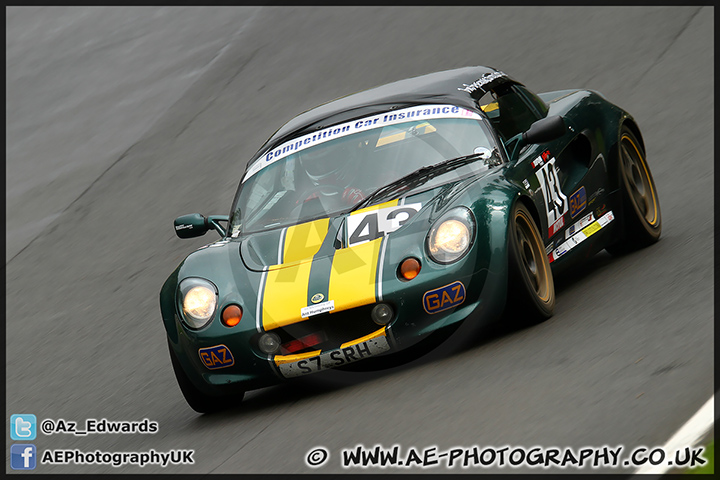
[548,215,565,237]
[587,187,605,207]
[300,300,335,318]
[548,211,614,263]
[244,105,482,182]
[522,179,531,190]
[569,186,587,218]
[582,220,601,237]
[594,203,608,218]
[457,71,507,93]
[565,212,595,239]
[601,210,615,224]
[531,149,552,169]
[310,293,324,304]
[553,244,569,258]
[423,281,466,314]
[198,345,235,370]
[174,224,193,231]
[347,203,421,247]
[535,158,568,232]
[275,329,390,378]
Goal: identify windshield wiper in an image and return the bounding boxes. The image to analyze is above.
[350,151,497,212]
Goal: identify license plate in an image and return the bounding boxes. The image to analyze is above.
[277,335,390,378]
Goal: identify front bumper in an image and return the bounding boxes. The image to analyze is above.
[168,257,507,396]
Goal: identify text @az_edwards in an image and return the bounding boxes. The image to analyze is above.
[40,418,157,435]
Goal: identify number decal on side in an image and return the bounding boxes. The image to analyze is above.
[535,159,568,228]
[347,203,421,247]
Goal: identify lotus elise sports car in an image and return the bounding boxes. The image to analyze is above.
[160,66,661,412]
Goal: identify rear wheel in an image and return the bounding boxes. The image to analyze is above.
[168,340,243,414]
[506,202,555,325]
[606,127,661,254]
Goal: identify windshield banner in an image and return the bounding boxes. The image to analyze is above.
[243,104,482,182]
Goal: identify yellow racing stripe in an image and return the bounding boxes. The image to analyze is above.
[328,199,399,311]
[283,218,329,264]
[263,261,313,330]
[262,218,329,330]
[328,238,383,311]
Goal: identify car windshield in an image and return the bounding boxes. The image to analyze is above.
[229,105,497,235]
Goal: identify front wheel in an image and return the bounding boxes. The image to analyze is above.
[505,202,555,325]
[168,340,243,414]
[606,127,661,254]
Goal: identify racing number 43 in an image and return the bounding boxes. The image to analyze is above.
[535,159,568,226]
[347,204,422,246]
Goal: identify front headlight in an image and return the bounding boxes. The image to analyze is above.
[426,207,475,264]
[179,278,218,329]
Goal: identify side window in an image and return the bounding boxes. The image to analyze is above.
[478,84,543,143]
[514,84,549,118]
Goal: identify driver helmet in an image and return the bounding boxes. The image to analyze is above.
[299,137,362,187]
[300,144,342,184]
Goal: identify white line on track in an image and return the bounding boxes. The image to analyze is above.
[634,394,714,475]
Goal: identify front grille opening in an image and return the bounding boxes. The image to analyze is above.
[273,303,386,356]
[280,331,328,355]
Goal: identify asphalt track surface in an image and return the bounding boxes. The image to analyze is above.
[5,6,714,475]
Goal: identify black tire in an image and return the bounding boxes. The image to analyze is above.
[505,202,555,324]
[606,127,661,254]
[168,340,243,414]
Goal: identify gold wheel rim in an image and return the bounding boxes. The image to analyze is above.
[515,210,550,302]
[621,134,659,226]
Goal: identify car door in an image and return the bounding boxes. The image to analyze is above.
[481,83,579,241]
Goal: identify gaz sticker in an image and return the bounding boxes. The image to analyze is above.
[198,345,235,370]
[347,203,421,247]
[535,159,568,233]
[569,186,587,218]
[423,281,466,314]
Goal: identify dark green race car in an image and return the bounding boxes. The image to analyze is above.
[160,66,661,413]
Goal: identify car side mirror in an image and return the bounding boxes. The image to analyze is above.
[521,115,566,144]
[174,214,229,238]
[174,213,209,239]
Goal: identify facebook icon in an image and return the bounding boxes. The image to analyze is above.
[11,444,37,470]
